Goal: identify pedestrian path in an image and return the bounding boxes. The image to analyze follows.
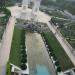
[0,17,16,75]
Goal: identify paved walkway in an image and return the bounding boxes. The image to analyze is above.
[25,33,56,75]
[0,17,16,75]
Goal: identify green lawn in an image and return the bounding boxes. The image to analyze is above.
[42,32,74,71]
[9,26,22,67]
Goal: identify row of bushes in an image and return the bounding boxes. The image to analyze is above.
[41,33,62,73]
[20,29,27,70]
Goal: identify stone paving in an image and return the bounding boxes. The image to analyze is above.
[0,17,16,75]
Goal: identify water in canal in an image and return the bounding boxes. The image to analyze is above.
[36,65,50,75]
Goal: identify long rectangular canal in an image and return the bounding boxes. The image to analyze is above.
[25,32,56,75]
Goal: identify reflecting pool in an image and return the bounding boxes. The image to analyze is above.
[36,65,50,75]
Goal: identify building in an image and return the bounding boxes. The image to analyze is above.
[21,0,41,21]
[22,0,29,10]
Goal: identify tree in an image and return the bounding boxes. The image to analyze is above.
[50,52,55,56]
[0,0,5,7]
[21,53,27,58]
[55,61,59,66]
[53,55,57,61]
[21,63,27,70]
[56,66,61,72]
[21,56,27,63]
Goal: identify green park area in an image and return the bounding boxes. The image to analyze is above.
[42,32,74,71]
[9,26,27,69]
[9,26,22,67]
[6,27,22,75]
[6,25,27,75]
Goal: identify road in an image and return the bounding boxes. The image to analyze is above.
[0,17,16,75]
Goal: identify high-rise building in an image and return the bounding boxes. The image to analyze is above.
[21,0,41,21]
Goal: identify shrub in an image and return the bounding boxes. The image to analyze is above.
[21,56,27,62]
[20,45,25,49]
[21,63,27,70]
[50,52,55,56]
[21,53,27,58]
[21,49,26,53]
[53,55,57,61]
[56,66,61,72]
[55,61,59,66]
